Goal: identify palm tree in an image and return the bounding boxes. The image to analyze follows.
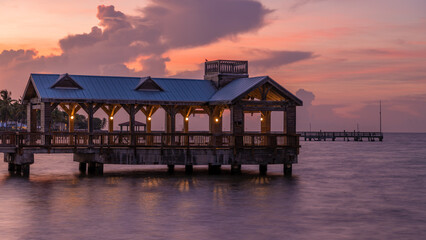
[51,108,68,131]
[0,90,15,130]
[10,99,26,130]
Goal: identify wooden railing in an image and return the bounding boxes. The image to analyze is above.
[0,131,300,149]
[205,60,248,74]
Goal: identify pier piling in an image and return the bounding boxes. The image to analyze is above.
[208,164,221,174]
[185,165,193,174]
[231,164,242,174]
[79,162,87,174]
[259,164,267,175]
[284,164,292,177]
[167,164,175,174]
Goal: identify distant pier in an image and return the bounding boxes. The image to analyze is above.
[298,131,383,142]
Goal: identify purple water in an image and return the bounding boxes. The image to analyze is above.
[0,133,425,240]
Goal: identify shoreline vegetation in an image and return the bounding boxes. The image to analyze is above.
[0,89,105,131]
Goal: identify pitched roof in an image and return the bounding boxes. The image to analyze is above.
[28,74,216,104]
[209,76,267,103]
[24,73,302,106]
[209,76,303,105]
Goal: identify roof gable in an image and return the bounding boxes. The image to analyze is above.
[51,73,83,89]
[22,76,40,101]
[209,76,303,106]
[135,76,163,91]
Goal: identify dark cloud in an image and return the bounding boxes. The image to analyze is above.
[59,27,103,51]
[251,50,315,71]
[289,0,328,10]
[51,1,271,76]
[140,0,272,48]
[0,49,37,66]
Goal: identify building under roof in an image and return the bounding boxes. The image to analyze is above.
[22,60,302,135]
[6,60,304,176]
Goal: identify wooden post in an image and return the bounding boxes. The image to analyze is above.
[140,106,158,145]
[286,105,296,134]
[163,106,177,145]
[60,103,81,145]
[40,102,52,133]
[79,162,87,174]
[27,103,37,145]
[87,104,94,146]
[261,111,271,145]
[129,105,136,145]
[146,115,152,145]
[101,104,121,146]
[185,164,193,174]
[231,164,241,174]
[259,164,267,175]
[231,104,244,148]
[40,102,53,145]
[206,106,223,146]
[179,106,193,145]
[79,103,101,146]
[26,103,37,133]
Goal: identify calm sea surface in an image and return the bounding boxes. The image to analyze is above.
[0,133,425,240]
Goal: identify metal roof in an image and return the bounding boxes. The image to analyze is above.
[208,76,267,103]
[30,74,217,104]
[26,73,302,105]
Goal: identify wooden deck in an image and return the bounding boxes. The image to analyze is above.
[1,131,300,177]
[298,131,383,142]
[0,131,299,149]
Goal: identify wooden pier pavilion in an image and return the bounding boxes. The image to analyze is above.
[1,60,302,176]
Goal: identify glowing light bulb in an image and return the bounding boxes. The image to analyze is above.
[185,117,189,121]
[215,118,219,122]
[70,115,74,120]
[110,116,114,120]
[148,117,152,121]
[260,117,264,121]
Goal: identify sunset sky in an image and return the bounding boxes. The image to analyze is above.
[1,0,425,132]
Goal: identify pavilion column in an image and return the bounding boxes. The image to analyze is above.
[100,104,121,145]
[140,106,159,145]
[59,103,81,133]
[261,111,271,145]
[208,106,223,146]
[60,103,81,145]
[179,107,193,145]
[231,103,244,148]
[122,104,138,146]
[163,106,177,145]
[40,102,57,145]
[165,111,176,134]
[283,111,287,134]
[101,104,121,133]
[26,103,37,133]
[283,105,296,177]
[40,102,52,133]
[285,105,296,134]
[80,103,102,146]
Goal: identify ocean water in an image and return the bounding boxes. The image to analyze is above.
[0,133,425,240]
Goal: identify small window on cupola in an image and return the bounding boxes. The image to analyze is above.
[135,76,163,91]
[50,73,83,89]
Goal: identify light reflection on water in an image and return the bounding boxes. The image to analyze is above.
[0,133,426,239]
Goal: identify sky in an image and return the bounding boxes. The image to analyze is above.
[0,0,425,132]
